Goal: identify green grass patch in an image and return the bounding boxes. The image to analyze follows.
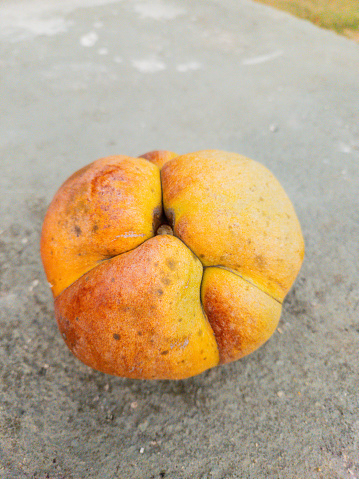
[254,0,359,41]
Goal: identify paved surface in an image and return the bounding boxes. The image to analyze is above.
[1,1,359,478]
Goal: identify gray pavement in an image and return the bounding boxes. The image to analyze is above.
[1,0,359,478]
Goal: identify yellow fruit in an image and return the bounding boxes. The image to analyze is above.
[41,150,304,379]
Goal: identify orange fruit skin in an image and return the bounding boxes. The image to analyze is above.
[41,150,304,379]
[40,156,162,298]
[161,150,305,303]
[139,150,178,169]
[55,235,219,380]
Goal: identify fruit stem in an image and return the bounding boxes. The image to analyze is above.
[156,225,174,236]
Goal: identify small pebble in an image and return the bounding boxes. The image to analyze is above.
[138,420,149,432]
[130,401,138,409]
[29,280,39,291]
[139,447,144,454]
[277,391,285,398]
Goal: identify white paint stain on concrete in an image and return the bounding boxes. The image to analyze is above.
[98,47,109,55]
[80,32,99,47]
[133,2,185,20]
[338,142,352,154]
[0,9,71,41]
[176,61,202,73]
[132,57,166,73]
[0,0,122,41]
[242,50,284,65]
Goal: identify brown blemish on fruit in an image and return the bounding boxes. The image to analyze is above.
[74,225,82,237]
[166,258,176,270]
[113,333,120,340]
[161,276,171,286]
[255,254,266,269]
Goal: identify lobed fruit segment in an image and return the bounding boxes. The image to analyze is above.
[41,156,162,298]
[55,235,220,380]
[201,267,282,364]
[161,150,305,303]
[41,150,305,379]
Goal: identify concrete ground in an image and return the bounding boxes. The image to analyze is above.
[1,0,358,478]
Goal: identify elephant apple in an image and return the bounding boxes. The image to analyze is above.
[40,150,304,379]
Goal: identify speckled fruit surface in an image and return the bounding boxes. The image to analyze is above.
[41,150,304,379]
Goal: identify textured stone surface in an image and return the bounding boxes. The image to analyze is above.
[0,0,358,478]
